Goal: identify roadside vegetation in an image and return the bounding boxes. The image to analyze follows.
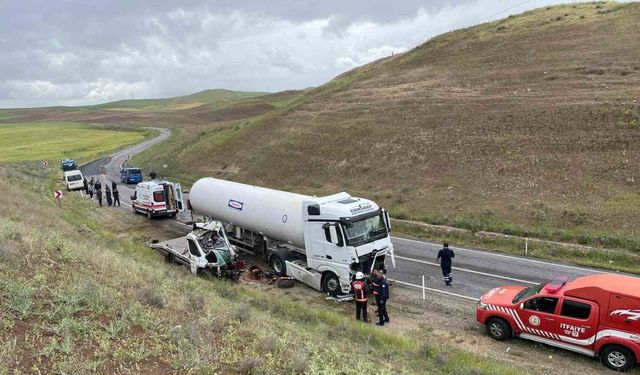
[0,122,152,163]
[0,164,530,374]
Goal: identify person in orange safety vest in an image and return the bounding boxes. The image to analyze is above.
[351,272,370,322]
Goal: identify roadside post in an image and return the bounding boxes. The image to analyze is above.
[525,238,529,255]
[422,275,426,301]
[54,190,63,208]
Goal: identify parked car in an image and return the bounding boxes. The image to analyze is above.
[63,170,84,191]
[120,167,142,184]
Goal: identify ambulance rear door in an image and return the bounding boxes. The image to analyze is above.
[173,183,185,212]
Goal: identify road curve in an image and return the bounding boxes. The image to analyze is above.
[80,127,622,302]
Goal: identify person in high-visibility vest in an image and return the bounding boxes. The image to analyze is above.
[350,272,369,322]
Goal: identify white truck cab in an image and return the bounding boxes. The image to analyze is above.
[131,180,184,219]
[63,170,84,191]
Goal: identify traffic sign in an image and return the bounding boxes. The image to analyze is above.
[54,190,62,199]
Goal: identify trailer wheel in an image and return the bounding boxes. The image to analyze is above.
[486,317,511,341]
[601,345,635,372]
[270,254,286,276]
[322,272,341,296]
[276,278,296,289]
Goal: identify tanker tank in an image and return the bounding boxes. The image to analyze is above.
[189,178,311,248]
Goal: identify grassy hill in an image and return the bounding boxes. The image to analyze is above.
[133,2,640,252]
[91,89,267,111]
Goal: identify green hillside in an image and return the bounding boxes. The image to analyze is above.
[135,2,640,251]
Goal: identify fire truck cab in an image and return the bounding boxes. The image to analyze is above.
[477,274,640,372]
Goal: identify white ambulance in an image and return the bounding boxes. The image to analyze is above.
[131,180,184,219]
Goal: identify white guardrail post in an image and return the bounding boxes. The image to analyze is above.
[422,275,426,301]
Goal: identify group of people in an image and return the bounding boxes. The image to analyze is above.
[83,177,120,207]
[350,242,456,326]
[350,268,390,326]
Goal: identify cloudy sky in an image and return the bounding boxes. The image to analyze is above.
[0,0,607,108]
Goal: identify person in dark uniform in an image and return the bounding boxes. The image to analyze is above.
[83,178,89,195]
[112,181,117,191]
[373,270,390,326]
[105,186,113,206]
[350,272,369,322]
[437,242,455,287]
[94,179,102,194]
[96,189,103,207]
[112,186,120,207]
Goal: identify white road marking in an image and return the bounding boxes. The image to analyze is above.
[392,236,607,274]
[392,279,478,301]
[394,255,537,285]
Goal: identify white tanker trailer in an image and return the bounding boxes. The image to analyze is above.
[189,177,395,295]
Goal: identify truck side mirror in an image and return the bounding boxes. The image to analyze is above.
[383,209,391,232]
[329,225,339,245]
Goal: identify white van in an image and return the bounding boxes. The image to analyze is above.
[131,180,184,219]
[63,170,84,191]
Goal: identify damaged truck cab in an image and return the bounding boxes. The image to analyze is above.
[151,221,242,280]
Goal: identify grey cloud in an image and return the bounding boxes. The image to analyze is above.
[1,0,627,108]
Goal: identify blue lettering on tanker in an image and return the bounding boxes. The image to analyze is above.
[228,199,244,211]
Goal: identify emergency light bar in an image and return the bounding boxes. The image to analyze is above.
[543,275,568,293]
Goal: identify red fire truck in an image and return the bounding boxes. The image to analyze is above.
[477,274,640,371]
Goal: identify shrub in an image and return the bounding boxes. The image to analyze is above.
[135,286,164,309]
[237,356,263,375]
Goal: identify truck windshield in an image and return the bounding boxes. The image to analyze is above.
[343,214,387,247]
[129,169,141,175]
[67,174,82,182]
[512,283,545,303]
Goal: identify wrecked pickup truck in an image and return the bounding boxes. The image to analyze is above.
[151,221,243,280]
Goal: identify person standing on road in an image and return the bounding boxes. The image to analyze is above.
[96,188,103,207]
[112,186,120,207]
[83,178,89,195]
[105,186,113,206]
[111,181,117,191]
[88,177,95,199]
[437,242,455,287]
[373,270,390,326]
[351,272,369,322]
[94,179,102,194]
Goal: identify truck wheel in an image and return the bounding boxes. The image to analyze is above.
[147,210,152,219]
[270,254,287,276]
[164,253,174,264]
[601,345,635,372]
[322,272,341,296]
[486,317,511,341]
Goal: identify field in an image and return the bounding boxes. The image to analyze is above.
[0,122,151,163]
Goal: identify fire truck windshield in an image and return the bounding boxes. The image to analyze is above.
[512,283,545,303]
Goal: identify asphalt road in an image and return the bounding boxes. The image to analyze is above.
[80,128,620,302]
